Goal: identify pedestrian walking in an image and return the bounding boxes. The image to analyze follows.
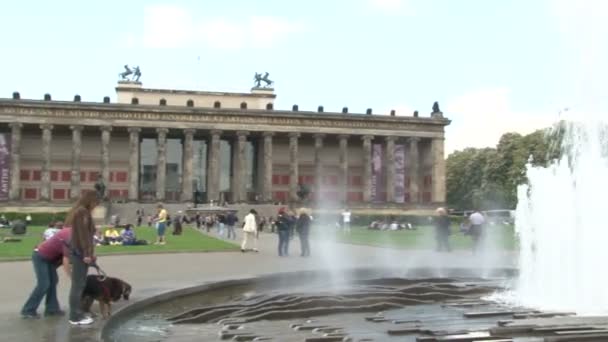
[241,209,258,252]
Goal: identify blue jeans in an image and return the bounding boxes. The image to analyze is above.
[278,230,290,256]
[226,225,236,239]
[21,251,60,316]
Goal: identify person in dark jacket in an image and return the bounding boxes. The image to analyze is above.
[276,208,294,257]
[296,208,312,257]
[172,211,183,235]
[434,207,451,252]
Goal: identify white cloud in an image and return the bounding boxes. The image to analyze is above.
[549,0,608,108]
[445,88,556,154]
[143,5,194,48]
[367,0,414,14]
[142,5,305,49]
[198,19,246,50]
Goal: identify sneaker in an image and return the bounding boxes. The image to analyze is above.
[45,310,66,317]
[69,316,94,325]
[21,313,40,319]
[159,241,166,245]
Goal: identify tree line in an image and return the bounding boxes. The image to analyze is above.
[446,123,564,210]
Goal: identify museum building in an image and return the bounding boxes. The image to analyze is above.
[0,81,450,207]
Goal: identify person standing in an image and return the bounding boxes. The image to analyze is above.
[154,204,168,245]
[434,208,451,252]
[296,208,312,257]
[469,210,485,253]
[225,211,238,240]
[341,208,352,233]
[276,208,294,257]
[241,209,258,252]
[217,214,226,238]
[21,225,72,319]
[67,190,99,326]
[173,211,183,235]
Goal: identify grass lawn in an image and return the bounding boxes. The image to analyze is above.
[0,225,239,261]
[324,225,517,250]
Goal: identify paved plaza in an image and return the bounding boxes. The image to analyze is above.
[0,230,516,342]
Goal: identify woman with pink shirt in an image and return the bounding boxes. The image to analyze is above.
[21,225,72,319]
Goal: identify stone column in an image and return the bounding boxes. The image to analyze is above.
[338,135,349,204]
[432,137,446,203]
[40,124,53,201]
[262,132,273,202]
[231,131,249,203]
[181,128,195,202]
[288,132,300,202]
[408,137,420,204]
[207,130,222,203]
[313,134,325,203]
[127,127,141,201]
[100,126,112,190]
[385,136,396,203]
[361,135,373,203]
[8,123,23,201]
[69,125,83,200]
[155,128,168,201]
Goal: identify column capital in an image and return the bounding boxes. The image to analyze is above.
[236,130,249,137]
[40,124,53,131]
[409,136,421,143]
[338,134,350,140]
[100,125,112,132]
[9,122,23,129]
[262,132,274,138]
[69,125,84,131]
[156,128,169,135]
[313,133,326,140]
[183,128,196,135]
[210,129,222,137]
[127,127,141,134]
[361,135,374,141]
[288,132,300,139]
[385,136,397,143]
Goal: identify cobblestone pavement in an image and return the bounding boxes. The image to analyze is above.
[0,229,516,342]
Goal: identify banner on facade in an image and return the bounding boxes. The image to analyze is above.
[371,143,383,202]
[394,144,405,203]
[0,133,10,201]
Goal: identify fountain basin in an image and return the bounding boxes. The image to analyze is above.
[102,267,520,341]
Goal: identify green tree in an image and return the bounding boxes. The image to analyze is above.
[446,126,564,210]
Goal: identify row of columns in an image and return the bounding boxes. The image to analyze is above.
[7,123,445,204]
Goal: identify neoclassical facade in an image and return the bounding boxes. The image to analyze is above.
[0,82,450,207]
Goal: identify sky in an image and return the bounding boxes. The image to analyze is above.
[1,0,607,154]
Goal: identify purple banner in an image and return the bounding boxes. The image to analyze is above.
[394,144,405,203]
[371,143,384,202]
[0,133,10,201]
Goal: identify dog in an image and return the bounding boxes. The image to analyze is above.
[81,275,132,319]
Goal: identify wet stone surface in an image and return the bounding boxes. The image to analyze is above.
[108,276,608,341]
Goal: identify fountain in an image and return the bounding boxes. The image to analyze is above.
[514,120,608,314]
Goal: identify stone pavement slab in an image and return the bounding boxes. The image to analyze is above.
[0,230,515,342]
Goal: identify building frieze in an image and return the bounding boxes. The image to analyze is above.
[0,101,449,136]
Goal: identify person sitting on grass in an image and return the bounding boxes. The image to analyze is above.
[103,226,122,245]
[43,221,62,241]
[93,228,104,246]
[120,225,148,246]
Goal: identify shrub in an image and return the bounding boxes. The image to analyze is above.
[0,212,67,226]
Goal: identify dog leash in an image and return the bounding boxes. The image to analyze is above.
[61,239,107,281]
